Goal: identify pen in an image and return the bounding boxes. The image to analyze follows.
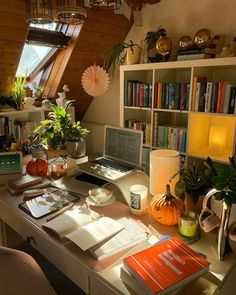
[46,202,74,222]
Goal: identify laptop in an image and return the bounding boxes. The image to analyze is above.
[78,125,143,181]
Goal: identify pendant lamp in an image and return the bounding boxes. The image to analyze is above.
[25,0,53,24]
[56,0,87,24]
[89,0,122,11]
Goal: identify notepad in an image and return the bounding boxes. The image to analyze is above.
[42,208,125,251]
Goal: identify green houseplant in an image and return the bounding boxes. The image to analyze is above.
[34,100,89,152]
[11,71,28,110]
[171,158,215,213]
[204,155,236,260]
[103,40,141,77]
[145,27,171,62]
[65,121,89,158]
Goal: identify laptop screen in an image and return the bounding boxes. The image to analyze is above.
[104,125,143,167]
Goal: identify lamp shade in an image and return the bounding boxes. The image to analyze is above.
[149,149,180,196]
[25,0,53,24]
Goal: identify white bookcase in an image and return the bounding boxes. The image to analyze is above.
[120,57,236,171]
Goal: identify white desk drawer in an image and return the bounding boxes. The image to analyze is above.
[90,275,121,295]
[0,206,90,294]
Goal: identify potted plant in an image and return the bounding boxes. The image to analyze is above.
[171,158,215,213]
[204,155,236,260]
[11,71,28,110]
[145,27,171,62]
[103,40,141,77]
[65,121,89,158]
[34,100,74,150]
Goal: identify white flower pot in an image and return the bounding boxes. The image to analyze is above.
[66,140,86,158]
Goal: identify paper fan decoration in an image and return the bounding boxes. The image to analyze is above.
[81,65,110,97]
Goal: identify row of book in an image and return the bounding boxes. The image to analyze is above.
[124,120,151,145]
[124,80,152,108]
[153,82,190,111]
[121,236,210,295]
[192,77,236,114]
[0,116,36,141]
[153,125,187,153]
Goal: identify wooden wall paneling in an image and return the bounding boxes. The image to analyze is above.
[0,0,27,95]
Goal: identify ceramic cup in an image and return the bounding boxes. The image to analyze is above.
[89,188,112,204]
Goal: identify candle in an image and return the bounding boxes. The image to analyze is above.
[129,184,148,216]
[178,213,199,238]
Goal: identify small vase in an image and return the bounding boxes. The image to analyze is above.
[26,147,48,177]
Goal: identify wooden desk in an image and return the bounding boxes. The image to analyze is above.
[0,184,236,295]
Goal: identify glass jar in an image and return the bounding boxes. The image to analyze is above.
[26,147,48,177]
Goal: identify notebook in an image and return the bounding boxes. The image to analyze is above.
[78,125,143,181]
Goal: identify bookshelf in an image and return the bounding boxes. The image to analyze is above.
[120,57,236,171]
[0,107,75,149]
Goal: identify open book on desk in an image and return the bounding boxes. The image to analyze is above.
[89,217,148,261]
[42,208,125,251]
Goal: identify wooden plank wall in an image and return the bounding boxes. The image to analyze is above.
[0,1,132,120]
[0,0,27,95]
[58,9,132,120]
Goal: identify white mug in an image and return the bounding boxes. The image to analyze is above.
[130,184,148,215]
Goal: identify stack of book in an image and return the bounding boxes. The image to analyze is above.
[121,236,210,295]
[177,34,225,61]
[177,48,215,61]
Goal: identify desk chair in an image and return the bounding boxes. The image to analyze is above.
[0,246,56,295]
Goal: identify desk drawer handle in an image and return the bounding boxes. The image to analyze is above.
[26,236,36,245]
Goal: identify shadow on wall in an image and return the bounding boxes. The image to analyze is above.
[81,122,105,156]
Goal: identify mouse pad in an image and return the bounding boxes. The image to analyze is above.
[19,190,79,219]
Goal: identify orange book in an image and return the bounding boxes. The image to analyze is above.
[123,237,210,295]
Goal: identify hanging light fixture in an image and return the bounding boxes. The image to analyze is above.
[89,0,122,11]
[25,0,53,24]
[56,0,87,24]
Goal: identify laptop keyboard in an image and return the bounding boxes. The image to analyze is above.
[92,158,133,173]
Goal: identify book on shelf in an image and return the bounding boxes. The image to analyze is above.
[216,81,226,113]
[123,236,210,295]
[204,81,213,112]
[228,86,236,114]
[191,76,207,111]
[89,217,148,261]
[177,53,213,61]
[210,81,219,113]
[42,208,125,251]
[197,81,207,112]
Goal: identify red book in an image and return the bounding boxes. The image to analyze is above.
[123,237,210,295]
[216,82,225,113]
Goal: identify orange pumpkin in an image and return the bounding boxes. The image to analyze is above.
[151,184,184,225]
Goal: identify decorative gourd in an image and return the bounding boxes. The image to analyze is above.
[151,184,184,225]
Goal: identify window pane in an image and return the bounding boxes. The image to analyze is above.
[16,44,52,76]
[30,22,58,31]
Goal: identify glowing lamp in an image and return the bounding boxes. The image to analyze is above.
[149,149,180,196]
[209,126,227,156]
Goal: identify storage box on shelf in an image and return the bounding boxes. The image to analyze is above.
[120,57,236,169]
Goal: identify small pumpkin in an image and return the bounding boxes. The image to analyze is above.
[151,184,184,225]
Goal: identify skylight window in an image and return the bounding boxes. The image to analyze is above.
[16,44,52,77]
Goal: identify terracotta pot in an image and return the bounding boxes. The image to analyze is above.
[126,47,141,65]
[184,192,205,214]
